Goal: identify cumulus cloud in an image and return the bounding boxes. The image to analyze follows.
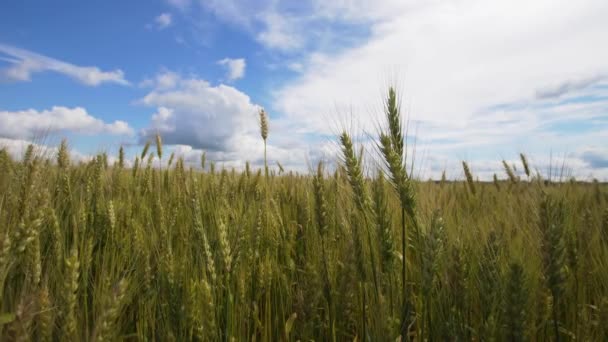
[139,72,259,152]
[138,71,313,170]
[0,106,134,140]
[217,58,246,81]
[155,13,173,30]
[275,0,608,128]
[0,44,129,86]
[166,0,607,177]
[142,0,608,178]
[262,0,608,178]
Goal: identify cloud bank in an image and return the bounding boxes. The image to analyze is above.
[0,106,133,140]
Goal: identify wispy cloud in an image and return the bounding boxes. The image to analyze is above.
[154,13,173,30]
[217,58,246,81]
[0,43,129,86]
[169,0,371,52]
[255,12,303,50]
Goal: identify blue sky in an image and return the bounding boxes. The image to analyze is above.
[1,0,607,180]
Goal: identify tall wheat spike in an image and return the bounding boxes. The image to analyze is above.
[539,195,566,341]
[378,87,417,338]
[313,161,336,341]
[259,108,269,177]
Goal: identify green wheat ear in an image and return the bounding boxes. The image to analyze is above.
[23,143,35,165]
[601,208,608,245]
[503,261,528,341]
[313,161,328,237]
[94,279,128,341]
[167,151,175,167]
[63,246,80,340]
[38,284,54,342]
[339,132,367,211]
[155,133,163,160]
[132,156,139,178]
[373,173,394,274]
[539,194,566,341]
[520,153,530,178]
[462,161,475,194]
[201,151,206,170]
[57,138,70,169]
[118,145,125,169]
[140,141,151,160]
[378,86,418,339]
[503,160,518,184]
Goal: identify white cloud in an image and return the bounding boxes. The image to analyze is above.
[155,13,173,30]
[139,70,180,89]
[0,137,100,164]
[174,0,356,51]
[217,58,246,81]
[0,106,134,140]
[139,72,260,151]
[0,44,129,86]
[255,12,303,50]
[266,0,608,178]
[197,1,302,50]
[275,0,608,128]
[138,71,312,170]
[287,62,304,73]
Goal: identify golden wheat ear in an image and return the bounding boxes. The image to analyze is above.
[259,108,269,177]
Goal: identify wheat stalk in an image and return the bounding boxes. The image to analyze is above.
[259,108,269,177]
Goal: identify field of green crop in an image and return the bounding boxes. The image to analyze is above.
[0,88,606,341]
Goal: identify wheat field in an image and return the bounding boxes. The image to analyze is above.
[0,88,606,341]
